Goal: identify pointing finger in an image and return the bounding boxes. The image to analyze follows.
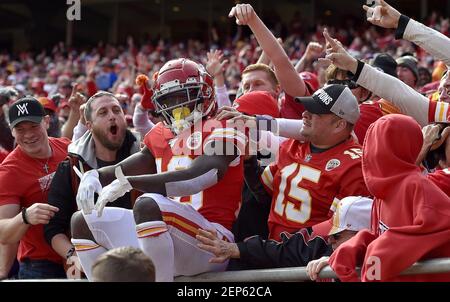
[228,7,236,18]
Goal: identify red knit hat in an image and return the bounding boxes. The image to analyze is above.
[233,91,280,118]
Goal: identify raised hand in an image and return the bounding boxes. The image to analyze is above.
[85,56,99,78]
[79,103,87,126]
[304,42,324,61]
[228,3,256,26]
[206,50,228,78]
[320,28,358,74]
[196,229,239,263]
[68,83,87,112]
[363,0,401,29]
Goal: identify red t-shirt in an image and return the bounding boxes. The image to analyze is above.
[143,119,245,231]
[261,138,370,241]
[0,137,70,263]
[0,147,8,163]
[279,94,306,119]
[354,101,383,144]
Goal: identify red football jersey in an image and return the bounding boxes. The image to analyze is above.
[143,119,246,230]
[261,138,370,241]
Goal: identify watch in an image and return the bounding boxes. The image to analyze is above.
[66,247,76,259]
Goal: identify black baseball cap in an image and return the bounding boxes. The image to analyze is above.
[8,96,46,128]
[370,53,398,78]
[295,84,360,124]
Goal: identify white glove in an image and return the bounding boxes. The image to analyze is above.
[76,169,102,215]
[95,166,132,217]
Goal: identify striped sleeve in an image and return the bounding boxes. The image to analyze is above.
[429,100,450,123]
[260,164,277,193]
[329,197,340,214]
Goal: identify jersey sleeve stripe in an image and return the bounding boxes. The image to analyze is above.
[435,102,449,122]
[73,243,101,252]
[136,226,169,238]
[261,165,274,191]
[162,211,202,239]
[330,197,340,213]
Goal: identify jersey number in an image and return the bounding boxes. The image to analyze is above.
[274,163,321,224]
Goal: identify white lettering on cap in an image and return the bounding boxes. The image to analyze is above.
[316,90,333,105]
[17,103,29,116]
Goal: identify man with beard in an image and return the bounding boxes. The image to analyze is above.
[44,91,141,276]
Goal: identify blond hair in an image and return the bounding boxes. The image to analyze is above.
[92,247,155,282]
[242,63,279,87]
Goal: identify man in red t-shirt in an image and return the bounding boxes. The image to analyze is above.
[0,97,70,279]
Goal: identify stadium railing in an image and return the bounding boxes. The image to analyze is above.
[174,257,450,282]
[2,257,450,282]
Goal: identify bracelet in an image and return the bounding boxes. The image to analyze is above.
[21,207,30,225]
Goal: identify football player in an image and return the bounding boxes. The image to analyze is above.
[71,58,247,281]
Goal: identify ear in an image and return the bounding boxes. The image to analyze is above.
[334,118,347,133]
[85,120,93,131]
[361,88,372,102]
[274,84,281,97]
[43,115,50,130]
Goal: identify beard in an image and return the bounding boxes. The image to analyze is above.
[91,125,126,151]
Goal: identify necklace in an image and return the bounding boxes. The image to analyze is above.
[32,147,53,174]
[43,158,50,174]
[34,156,51,174]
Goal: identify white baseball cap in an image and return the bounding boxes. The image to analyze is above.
[312,196,373,237]
[295,84,360,124]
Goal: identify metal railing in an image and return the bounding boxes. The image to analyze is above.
[174,257,450,282]
[3,257,450,282]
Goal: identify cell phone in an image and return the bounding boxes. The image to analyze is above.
[366,0,381,18]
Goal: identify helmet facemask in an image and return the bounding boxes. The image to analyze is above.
[153,81,213,134]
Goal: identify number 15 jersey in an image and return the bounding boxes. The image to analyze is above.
[261,138,370,241]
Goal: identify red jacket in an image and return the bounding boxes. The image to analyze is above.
[329,114,450,282]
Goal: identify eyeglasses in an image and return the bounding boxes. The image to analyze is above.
[327,79,359,90]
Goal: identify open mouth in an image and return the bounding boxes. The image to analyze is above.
[110,125,118,135]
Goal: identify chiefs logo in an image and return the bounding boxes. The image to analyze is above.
[325,159,341,171]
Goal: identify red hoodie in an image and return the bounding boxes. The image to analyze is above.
[329,114,450,282]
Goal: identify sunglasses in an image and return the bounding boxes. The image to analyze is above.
[327,79,359,90]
